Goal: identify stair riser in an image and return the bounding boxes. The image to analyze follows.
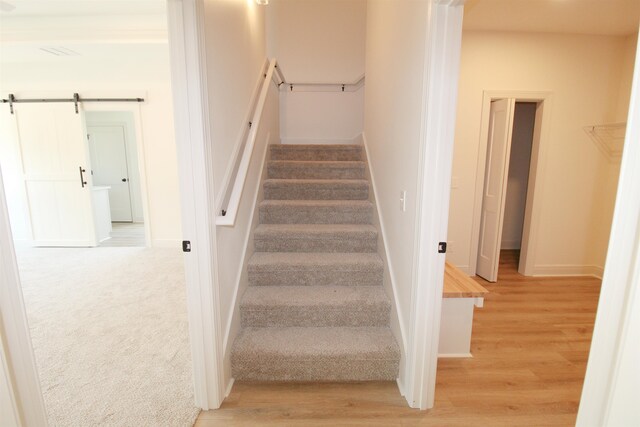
[231,359,398,381]
[268,164,365,180]
[259,206,372,224]
[254,236,377,253]
[241,306,390,327]
[264,184,369,200]
[271,148,362,162]
[248,269,383,287]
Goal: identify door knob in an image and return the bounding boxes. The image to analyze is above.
[122,178,128,182]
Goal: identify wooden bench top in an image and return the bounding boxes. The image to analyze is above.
[443,262,489,298]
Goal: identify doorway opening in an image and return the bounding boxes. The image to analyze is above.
[86,111,146,247]
[473,92,551,282]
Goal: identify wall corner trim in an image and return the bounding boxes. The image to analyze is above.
[404,0,464,411]
[577,32,640,425]
[167,0,226,410]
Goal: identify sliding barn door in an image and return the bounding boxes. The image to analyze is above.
[14,103,97,247]
[477,99,515,282]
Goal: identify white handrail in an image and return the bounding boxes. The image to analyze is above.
[216,58,276,226]
[279,74,365,93]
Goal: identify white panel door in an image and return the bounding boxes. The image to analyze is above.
[88,126,133,222]
[477,99,516,282]
[15,103,97,247]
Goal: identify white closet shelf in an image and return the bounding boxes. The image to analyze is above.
[584,122,626,161]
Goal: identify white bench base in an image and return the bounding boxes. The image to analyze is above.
[438,297,484,358]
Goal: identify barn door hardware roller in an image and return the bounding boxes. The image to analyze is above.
[1,93,145,114]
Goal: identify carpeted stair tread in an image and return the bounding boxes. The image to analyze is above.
[254,224,377,252]
[259,199,372,224]
[231,327,399,381]
[270,144,362,161]
[240,285,390,327]
[231,143,399,382]
[248,252,383,286]
[249,252,383,271]
[264,179,369,200]
[268,160,366,180]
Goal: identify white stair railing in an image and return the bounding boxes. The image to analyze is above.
[216,58,278,226]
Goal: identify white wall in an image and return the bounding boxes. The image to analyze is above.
[447,31,636,275]
[266,0,367,142]
[0,46,181,247]
[204,1,266,194]
[201,0,271,388]
[501,102,535,250]
[364,0,433,371]
[266,0,366,83]
[279,87,364,144]
[86,111,144,223]
[616,34,638,121]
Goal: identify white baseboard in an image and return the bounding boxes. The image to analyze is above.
[151,239,181,249]
[362,133,407,354]
[396,377,406,397]
[500,240,521,250]
[448,263,472,275]
[590,265,604,279]
[533,264,604,279]
[280,136,360,145]
[225,378,234,398]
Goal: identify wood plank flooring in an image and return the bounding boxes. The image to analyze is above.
[196,250,601,426]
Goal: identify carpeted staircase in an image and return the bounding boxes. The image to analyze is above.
[231,144,400,381]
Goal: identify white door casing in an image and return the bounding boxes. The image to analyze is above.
[15,103,97,247]
[88,125,133,222]
[577,26,640,425]
[0,164,49,426]
[167,0,226,409]
[476,99,515,282]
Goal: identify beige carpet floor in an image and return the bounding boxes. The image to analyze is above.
[16,247,200,426]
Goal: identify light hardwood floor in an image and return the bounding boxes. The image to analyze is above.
[196,250,601,426]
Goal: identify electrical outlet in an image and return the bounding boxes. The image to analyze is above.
[400,190,407,212]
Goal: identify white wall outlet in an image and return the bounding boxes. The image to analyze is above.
[400,190,407,212]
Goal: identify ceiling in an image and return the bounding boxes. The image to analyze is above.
[0,0,638,65]
[0,1,167,63]
[0,0,165,17]
[464,0,640,36]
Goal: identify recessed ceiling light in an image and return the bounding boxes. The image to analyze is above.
[0,1,15,12]
[39,47,82,57]
[256,0,269,5]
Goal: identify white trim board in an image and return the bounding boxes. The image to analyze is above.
[166,0,225,409]
[0,166,49,426]
[404,0,465,410]
[438,353,473,358]
[577,27,640,425]
[532,264,604,279]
